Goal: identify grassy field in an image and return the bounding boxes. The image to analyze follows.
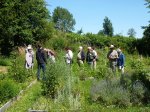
[0,48,150,112]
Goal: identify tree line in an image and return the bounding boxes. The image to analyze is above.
[0,0,150,56]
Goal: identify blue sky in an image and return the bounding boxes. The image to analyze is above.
[45,0,149,38]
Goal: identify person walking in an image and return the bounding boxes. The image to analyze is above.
[117,48,125,74]
[36,44,47,80]
[77,46,85,67]
[107,45,118,74]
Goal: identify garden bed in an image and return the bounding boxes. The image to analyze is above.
[0,80,37,112]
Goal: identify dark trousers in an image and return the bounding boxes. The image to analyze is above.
[37,63,46,80]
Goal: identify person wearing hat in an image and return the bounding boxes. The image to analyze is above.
[25,46,34,69]
[77,46,85,66]
[117,48,125,74]
[107,45,118,73]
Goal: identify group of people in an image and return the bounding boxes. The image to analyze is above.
[64,46,98,69]
[25,44,55,80]
[107,45,125,74]
[25,44,124,80]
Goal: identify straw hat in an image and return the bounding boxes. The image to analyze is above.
[109,45,114,48]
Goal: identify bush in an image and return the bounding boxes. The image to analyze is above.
[51,37,68,50]
[131,80,146,105]
[0,79,19,103]
[42,59,70,98]
[0,57,12,66]
[90,78,131,107]
[9,57,29,83]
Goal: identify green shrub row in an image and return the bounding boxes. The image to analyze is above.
[0,79,19,104]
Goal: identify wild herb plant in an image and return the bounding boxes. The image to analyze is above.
[0,79,19,104]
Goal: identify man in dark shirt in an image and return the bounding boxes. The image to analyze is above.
[36,44,47,80]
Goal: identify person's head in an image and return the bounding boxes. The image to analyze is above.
[28,44,32,48]
[109,45,114,50]
[27,46,32,53]
[117,48,122,54]
[37,44,42,49]
[65,47,70,53]
[79,46,83,51]
[87,46,92,52]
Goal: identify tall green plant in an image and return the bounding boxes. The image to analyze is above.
[0,0,53,55]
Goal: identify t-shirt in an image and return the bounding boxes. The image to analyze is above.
[65,50,73,64]
[107,50,118,61]
[26,52,33,69]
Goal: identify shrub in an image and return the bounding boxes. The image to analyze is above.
[90,78,131,107]
[131,70,150,104]
[0,79,19,103]
[130,59,144,70]
[51,37,68,50]
[9,57,29,83]
[131,80,146,105]
[41,59,70,98]
[0,57,12,66]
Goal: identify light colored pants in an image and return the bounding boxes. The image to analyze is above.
[93,61,96,69]
[118,66,124,74]
[109,61,117,73]
[77,60,83,66]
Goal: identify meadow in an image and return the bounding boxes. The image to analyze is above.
[0,43,150,112]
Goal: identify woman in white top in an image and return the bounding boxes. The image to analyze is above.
[25,46,34,69]
[65,48,73,65]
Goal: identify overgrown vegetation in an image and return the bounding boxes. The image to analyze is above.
[0,0,150,111]
[0,79,19,104]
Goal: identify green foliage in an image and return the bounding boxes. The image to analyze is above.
[6,82,41,112]
[102,16,114,37]
[130,59,144,70]
[127,28,136,38]
[9,56,29,83]
[0,79,19,104]
[51,37,68,50]
[52,6,76,32]
[69,33,136,54]
[131,80,146,105]
[0,57,12,66]
[90,79,131,107]
[42,59,70,98]
[77,28,83,35]
[0,0,53,55]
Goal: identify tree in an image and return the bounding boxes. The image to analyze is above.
[97,30,104,36]
[0,0,53,55]
[135,0,150,56]
[102,16,114,37]
[77,28,83,35]
[52,7,76,32]
[127,28,136,37]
